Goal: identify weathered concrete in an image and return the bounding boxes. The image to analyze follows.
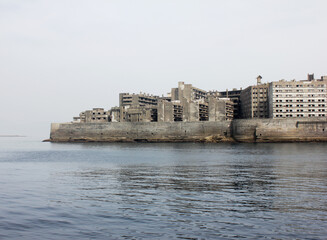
[48,118,327,143]
[49,121,232,142]
[232,118,327,142]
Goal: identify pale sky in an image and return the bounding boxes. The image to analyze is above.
[1,0,326,138]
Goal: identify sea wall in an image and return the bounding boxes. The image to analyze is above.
[49,118,327,143]
[50,121,232,142]
[232,118,327,142]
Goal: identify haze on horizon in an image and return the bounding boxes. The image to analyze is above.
[0,0,326,138]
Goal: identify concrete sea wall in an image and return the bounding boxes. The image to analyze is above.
[50,121,232,142]
[49,118,327,143]
[232,118,327,142]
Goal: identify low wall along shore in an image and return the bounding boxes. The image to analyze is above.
[49,118,327,143]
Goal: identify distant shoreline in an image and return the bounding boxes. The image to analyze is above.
[0,135,26,137]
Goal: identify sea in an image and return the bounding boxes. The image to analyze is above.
[0,137,326,240]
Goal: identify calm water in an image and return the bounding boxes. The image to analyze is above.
[0,137,326,239]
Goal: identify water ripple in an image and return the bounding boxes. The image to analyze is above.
[0,140,327,239]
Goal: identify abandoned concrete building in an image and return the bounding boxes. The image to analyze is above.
[73,82,234,123]
[240,74,327,119]
[119,93,159,107]
[73,108,110,123]
[72,74,326,123]
[208,88,242,119]
[157,82,234,122]
[118,93,160,122]
[268,74,327,119]
[240,76,269,119]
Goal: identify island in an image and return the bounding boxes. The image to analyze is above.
[47,74,327,143]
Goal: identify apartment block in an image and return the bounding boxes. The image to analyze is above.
[157,100,183,122]
[208,97,234,121]
[209,88,242,119]
[240,76,269,119]
[119,106,157,122]
[74,108,109,123]
[268,74,327,118]
[119,93,159,107]
[171,82,207,102]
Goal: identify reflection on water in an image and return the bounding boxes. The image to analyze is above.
[0,138,327,239]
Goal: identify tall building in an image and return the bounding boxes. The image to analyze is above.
[158,82,233,122]
[208,97,234,121]
[171,82,207,102]
[117,93,160,122]
[268,74,327,118]
[240,76,269,118]
[209,88,242,119]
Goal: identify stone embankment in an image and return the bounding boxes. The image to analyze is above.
[47,118,327,143]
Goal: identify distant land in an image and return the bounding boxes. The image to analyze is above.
[0,135,26,137]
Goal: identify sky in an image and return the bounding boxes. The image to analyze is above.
[1,0,327,138]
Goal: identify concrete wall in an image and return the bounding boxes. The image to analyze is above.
[49,118,327,143]
[158,100,174,122]
[50,121,232,142]
[232,118,327,142]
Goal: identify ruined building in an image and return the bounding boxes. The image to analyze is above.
[208,88,242,119]
[72,73,326,123]
[240,76,269,118]
[74,108,110,123]
[118,93,160,122]
[158,82,234,122]
[73,82,234,123]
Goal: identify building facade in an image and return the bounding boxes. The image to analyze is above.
[74,108,109,123]
[208,97,234,121]
[119,93,159,107]
[72,74,327,124]
[158,82,233,122]
[209,88,242,119]
[240,76,269,119]
[268,75,327,118]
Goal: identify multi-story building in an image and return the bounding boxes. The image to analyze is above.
[157,100,183,122]
[171,82,207,101]
[240,76,269,118]
[119,93,159,107]
[208,88,242,119]
[158,82,233,122]
[117,92,160,122]
[268,74,327,118]
[208,97,234,121]
[119,106,157,122]
[73,74,327,124]
[74,108,109,123]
